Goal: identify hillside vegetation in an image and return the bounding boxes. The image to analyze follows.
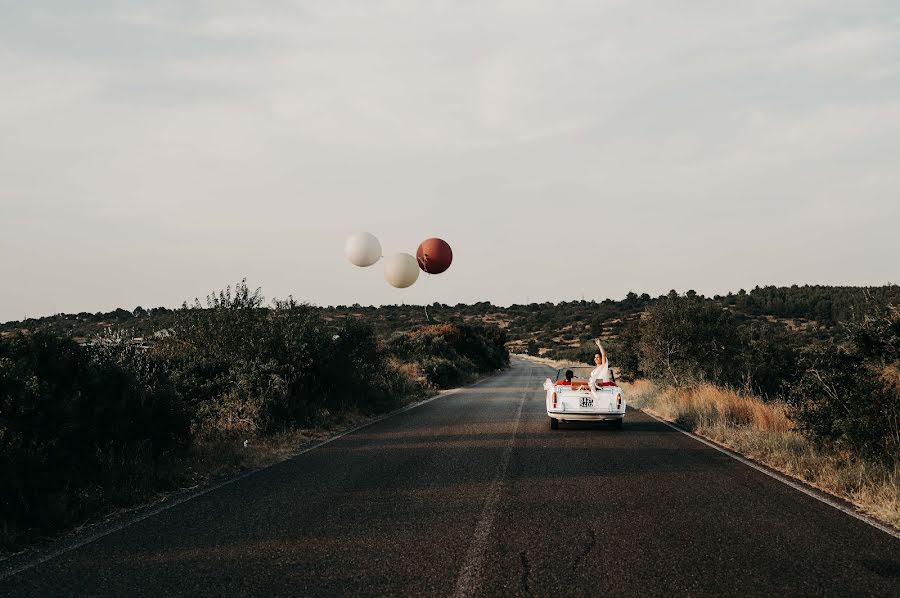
[2,282,898,542]
[6,285,899,358]
[620,295,899,528]
[614,293,899,464]
[0,282,508,552]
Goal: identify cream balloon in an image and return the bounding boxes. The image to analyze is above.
[383,253,420,288]
[344,232,382,267]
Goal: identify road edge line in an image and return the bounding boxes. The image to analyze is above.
[0,368,506,580]
[639,409,900,541]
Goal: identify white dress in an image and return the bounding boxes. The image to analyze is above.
[591,361,610,383]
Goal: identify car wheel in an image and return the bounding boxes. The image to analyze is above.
[550,417,559,430]
[611,418,623,430]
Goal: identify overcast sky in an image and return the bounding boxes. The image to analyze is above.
[1,1,899,321]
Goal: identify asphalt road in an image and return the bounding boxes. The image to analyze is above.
[2,358,899,597]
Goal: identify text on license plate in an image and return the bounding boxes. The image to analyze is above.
[580,397,593,408]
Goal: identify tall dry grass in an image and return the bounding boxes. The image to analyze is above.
[625,382,900,530]
[160,410,374,486]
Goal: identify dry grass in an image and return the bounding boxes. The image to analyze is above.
[625,381,900,530]
[162,410,373,488]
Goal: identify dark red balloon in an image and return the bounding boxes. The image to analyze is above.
[416,238,453,274]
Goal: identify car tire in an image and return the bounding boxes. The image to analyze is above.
[550,417,559,430]
[611,418,623,430]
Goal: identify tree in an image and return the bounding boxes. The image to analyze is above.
[789,304,900,463]
[639,295,742,387]
[610,320,643,381]
[741,320,798,399]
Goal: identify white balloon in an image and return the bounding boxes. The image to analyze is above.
[344,232,382,267]
[384,253,420,288]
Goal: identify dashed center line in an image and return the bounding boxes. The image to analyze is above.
[453,367,534,597]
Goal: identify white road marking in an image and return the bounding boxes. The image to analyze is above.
[0,379,492,580]
[642,409,900,541]
[453,367,533,597]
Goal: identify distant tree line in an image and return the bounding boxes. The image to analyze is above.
[6,285,898,354]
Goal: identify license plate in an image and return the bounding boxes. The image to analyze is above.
[580,397,593,408]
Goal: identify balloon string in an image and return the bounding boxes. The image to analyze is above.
[421,253,432,323]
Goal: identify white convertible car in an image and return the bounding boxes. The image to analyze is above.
[543,366,626,429]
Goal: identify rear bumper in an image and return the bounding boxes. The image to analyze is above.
[547,411,624,421]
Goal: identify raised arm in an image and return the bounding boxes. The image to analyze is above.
[594,338,607,365]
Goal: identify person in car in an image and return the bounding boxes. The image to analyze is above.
[592,338,610,382]
[558,370,575,386]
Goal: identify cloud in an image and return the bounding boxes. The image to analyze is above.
[1,1,899,320]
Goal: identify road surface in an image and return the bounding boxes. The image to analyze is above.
[2,358,898,596]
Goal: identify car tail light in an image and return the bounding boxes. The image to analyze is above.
[616,393,622,409]
[552,392,557,409]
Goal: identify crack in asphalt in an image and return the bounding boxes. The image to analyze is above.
[571,527,596,572]
[519,551,531,596]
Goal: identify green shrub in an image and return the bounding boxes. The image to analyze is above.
[388,322,509,388]
[161,291,408,434]
[638,295,743,387]
[0,282,511,552]
[740,319,799,399]
[419,356,474,388]
[321,318,409,414]
[0,332,189,549]
[788,306,900,464]
[609,319,643,381]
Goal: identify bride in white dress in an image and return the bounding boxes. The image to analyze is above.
[590,338,610,385]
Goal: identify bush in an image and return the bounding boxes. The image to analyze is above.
[610,319,643,381]
[740,320,799,399]
[388,322,509,388]
[639,295,743,387]
[0,332,189,549]
[322,318,412,414]
[0,282,512,552]
[161,292,410,434]
[788,306,900,464]
[419,356,474,388]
